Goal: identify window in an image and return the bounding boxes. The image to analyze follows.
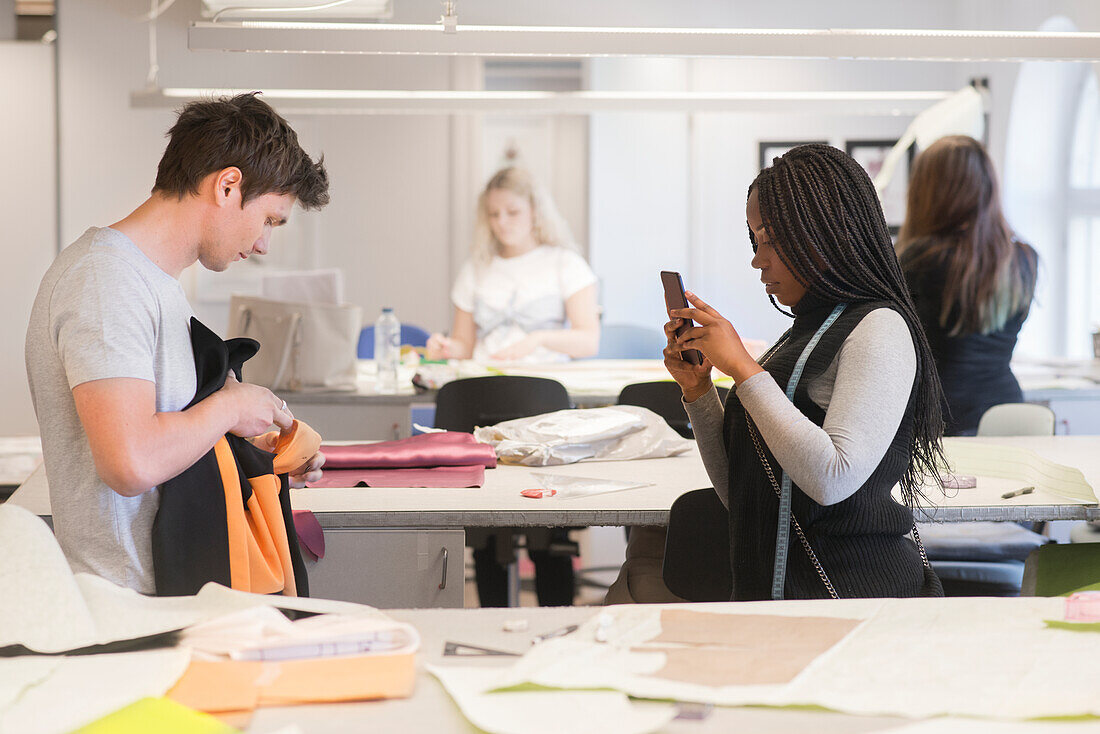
[1065,69,1100,357]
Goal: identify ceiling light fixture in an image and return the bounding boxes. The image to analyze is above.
[189,22,1100,62]
[130,87,954,115]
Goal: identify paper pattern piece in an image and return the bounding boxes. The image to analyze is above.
[464,598,1100,721]
[0,650,192,734]
[641,610,861,686]
[887,719,1100,734]
[429,664,676,734]
[73,697,238,734]
[0,504,401,734]
[909,440,1098,513]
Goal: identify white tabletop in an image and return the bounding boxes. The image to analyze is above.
[286,357,1100,406]
[11,437,1100,526]
[243,598,1099,734]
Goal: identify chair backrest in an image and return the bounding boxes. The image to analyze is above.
[976,403,1056,437]
[357,324,432,359]
[617,381,730,439]
[662,488,731,601]
[1021,543,1100,596]
[433,375,571,432]
[596,324,667,359]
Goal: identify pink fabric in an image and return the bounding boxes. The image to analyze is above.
[291,510,325,560]
[321,432,497,470]
[306,464,485,489]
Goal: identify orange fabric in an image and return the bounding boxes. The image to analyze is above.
[167,654,416,713]
[213,419,321,596]
[270,420,322,475]
[214,438,251,593]
[246,474,296,597]
[213,443,292,596]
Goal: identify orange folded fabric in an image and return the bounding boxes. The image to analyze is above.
[167,654,416,714]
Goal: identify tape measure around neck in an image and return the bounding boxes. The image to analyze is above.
[771,302,847,601]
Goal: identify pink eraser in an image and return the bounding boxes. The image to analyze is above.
[941,474,977,489]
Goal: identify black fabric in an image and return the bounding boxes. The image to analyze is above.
[151,317,309,598]
[903,248,1035,436]
[723,294,939,600]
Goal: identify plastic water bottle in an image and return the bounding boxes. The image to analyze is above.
[374,307,401,394]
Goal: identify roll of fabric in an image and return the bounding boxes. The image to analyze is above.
[322,432,497,470]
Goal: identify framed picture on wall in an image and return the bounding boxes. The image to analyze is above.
[758,141,828,171]
[845,139,915,236]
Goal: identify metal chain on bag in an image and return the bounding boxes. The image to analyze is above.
[745,413,839,599]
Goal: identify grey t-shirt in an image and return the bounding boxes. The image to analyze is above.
[25,227,197,594]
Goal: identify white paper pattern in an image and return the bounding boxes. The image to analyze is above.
[462,598,1100,721]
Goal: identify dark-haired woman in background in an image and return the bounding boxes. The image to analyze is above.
[665,144,945,600]
[897,135,1038,436]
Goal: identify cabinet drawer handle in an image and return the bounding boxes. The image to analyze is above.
[439,547,449,590]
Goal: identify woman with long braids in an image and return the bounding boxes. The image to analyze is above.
[896,136,1038,436]
[665,144,946,599]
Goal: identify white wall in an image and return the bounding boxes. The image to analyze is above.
[37,0,1100,399]
[1,42,57,435]
[589,54,965,344]
[0,1,13,41]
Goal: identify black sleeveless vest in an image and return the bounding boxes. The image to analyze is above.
[723,294,933,600]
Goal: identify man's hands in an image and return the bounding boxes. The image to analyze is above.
[250,430,326,488]
[217,372,294,437]
[664,291,763,400]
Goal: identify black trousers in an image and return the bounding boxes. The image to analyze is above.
[471,527,576,607]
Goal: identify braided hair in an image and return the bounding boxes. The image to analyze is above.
[749,144,946,507]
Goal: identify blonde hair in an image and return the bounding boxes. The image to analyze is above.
[471,167,576,265]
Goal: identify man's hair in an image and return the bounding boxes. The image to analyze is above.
[153,92,329,209]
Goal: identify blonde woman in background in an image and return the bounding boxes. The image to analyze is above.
[427,167,600,363]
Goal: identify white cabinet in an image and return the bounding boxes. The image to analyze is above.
[305,528,465,608]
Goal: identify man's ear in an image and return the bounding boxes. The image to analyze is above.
[212,167,243,208]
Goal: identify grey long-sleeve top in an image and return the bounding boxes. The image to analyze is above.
[685,308,916,508]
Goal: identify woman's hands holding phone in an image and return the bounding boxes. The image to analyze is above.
[663,318,713,402]
[666,292,763,394]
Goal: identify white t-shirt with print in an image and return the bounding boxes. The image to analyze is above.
[451,246,597,363]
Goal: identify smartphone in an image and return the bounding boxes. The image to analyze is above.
[660,271,703,366]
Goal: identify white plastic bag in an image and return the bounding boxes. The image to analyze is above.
[473,405,693,466]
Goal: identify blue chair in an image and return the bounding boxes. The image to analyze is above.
[596,324,667,360]
[357,323,431,359]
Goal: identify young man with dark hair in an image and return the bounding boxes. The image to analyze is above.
[25,93,329,594]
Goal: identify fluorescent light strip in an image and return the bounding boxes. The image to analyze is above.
[189,22,1100,61]
[132,88,952,115]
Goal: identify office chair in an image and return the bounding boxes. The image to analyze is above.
[434,376,574,607]
[662,488,731,602]
[976,403,1056,437]
[596,324,668,360]
[922,401,1054,597]
[617,381,730,439]
[1021,543,1100,596]
[357,324,432,359]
